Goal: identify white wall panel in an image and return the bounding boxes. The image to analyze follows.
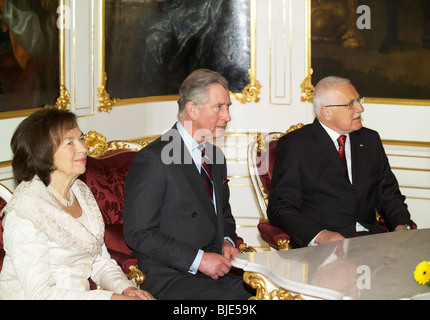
[68,0,95,116]
[270,0,292,105]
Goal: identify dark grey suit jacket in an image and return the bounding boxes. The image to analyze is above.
[123,126,237,297]
[267,118,412,247]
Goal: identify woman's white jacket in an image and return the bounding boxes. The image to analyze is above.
[0,176,134,300]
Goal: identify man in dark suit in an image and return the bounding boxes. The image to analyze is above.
[123,69,252,299]
[267,76,413,248]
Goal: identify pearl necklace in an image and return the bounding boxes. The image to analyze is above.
[47,185,74,207]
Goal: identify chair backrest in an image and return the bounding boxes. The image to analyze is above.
[0,183,12,204]
[79,130,156,225]
[1,183,13,271]
[78,131,157,257]
[248,124,304,218]
[79,150,139,225]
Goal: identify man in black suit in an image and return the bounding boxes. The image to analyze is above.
[123,69,252,299]
[267,76,413,248]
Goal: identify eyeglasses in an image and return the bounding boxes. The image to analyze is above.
[325,96,364,109]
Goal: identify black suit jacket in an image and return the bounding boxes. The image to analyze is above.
[267,119,411,247]
[123,126,237,296]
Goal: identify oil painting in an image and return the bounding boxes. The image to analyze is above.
[0,0,60,116]
[104,0,252,101]
[309,0,430,104]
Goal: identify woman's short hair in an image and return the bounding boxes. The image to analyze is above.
[177,68,229,119]
[11,108,78,186]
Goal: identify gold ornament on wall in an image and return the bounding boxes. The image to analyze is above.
[54,85,71,111]
[231,72,262,104]
[97,72,118,113]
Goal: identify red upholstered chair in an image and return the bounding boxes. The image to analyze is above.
[0,183,13,271]
[79,131,156,288]
[248,124,304,250]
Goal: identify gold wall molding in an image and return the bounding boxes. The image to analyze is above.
[391,167,430,173]
[383,140,430,148]
[301,0,314,103]
[54,85,71,111]
[97,0,116,113]
[53,0,71,111]
[232,0,261,104]
[0,161,12,169]
[97,72,117,113]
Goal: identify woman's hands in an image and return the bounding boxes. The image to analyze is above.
[111,287,155,300]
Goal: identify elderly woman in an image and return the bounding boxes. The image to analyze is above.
[0,108,154,300]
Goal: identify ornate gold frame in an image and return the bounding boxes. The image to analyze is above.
[301,0,430,106]
[244,272,305,300]
[54,0,71,111]
[97,0,261,113]
[0,0,70,120]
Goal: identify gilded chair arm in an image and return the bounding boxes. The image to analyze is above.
[107,248,146,286]
[96,265,145,290]
[258,219,291,250]
[95,267,146,292]
[127,265,146,286]
[236,237,256,253]
[239,243,257,253]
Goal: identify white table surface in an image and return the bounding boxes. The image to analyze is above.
[232,229,430,300]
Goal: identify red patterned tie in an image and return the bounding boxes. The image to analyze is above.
[200,148,213,201]
[337,135,347,173]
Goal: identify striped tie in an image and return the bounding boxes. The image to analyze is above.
[200,147,213,201]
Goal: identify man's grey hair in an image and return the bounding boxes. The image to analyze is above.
[177,68,229,119]
[313,76,351,117]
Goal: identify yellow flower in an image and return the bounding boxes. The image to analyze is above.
[414,261,430,285]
